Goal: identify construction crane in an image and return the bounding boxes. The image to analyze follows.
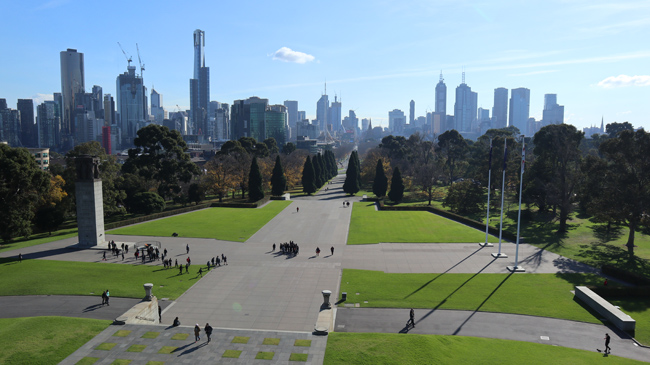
[136,43,145,78]
[117,42,132,67]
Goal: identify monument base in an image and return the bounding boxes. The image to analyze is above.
[491,252,508,258]
[507,266,526,272]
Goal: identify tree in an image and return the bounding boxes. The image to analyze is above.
[301,156,317,195]
[388,167,405,203]
[443,180,484,214]
[605,122,634,138]
[271,155,287,196]
[313,153,324,188]
[343,152,360,195]
[122,125,200,200]
[283,150,308,190]
[248,157,265,201]
[437,130,468,184]
[131,192,166,215]
[583,130,650,256]
[372,159,388,198]
[0,144,50,242]
[202,154,238,202]
[282,142,296,155]
[34,174,69,235]
[188,183,205,205]
[263,137,279,155]
[532,124,584,233]
[413,148,442,205]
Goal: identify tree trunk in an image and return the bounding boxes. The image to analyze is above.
[558,208,568,233]
[218,193,223,203]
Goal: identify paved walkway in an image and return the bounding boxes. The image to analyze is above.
[335,307,649,362]
[61,323,327,365]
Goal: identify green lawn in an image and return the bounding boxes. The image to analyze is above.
[0,229,78,254]
[609,298,650,345]
[0,316,110,365]
[0,258,198,299]
[324,332,644,365]
[348,202,499,244]
[340,270,605,324]
[108,201,291,242]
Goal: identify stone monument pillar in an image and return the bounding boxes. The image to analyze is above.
[75,155,105,247]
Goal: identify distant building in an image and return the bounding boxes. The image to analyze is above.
[91,85,103,119]
[190,29,210,141]
[101,125,111,155]
[0,102,21,146]
[388,109,405,133]
[151,88,165,122]
[409,100,415,124]
[230,97,268,141]
[37,100,60,148]
[26,147,50,171]
[542,94,564,126]
[103,94,115,125]
[60,48,85,149]
[329,96,342,133]
[116,65,147,145]
[17,99,36,147]
[454,75,477,132]
[316,93,329,131]
[435,71,447,115]
[283,100,298,132]
[492,87,508,129]
[509,87,530,135]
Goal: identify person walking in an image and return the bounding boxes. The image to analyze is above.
[101,290,107,305]
[179,265,183,275]
[18,253,23,262]
[605,333,611,354]
[186,244,190,254]
[273,243,276,251]
[223,255,227,265]
[158,305,162,322]
[205,323,213,343]
[198,267,203,277]
[102,251,106,261]
[194,324,201,342]
[408,308,415,328]
[331,246,334,256]
[316,247,320,256]
[105,290,110,306]
[185,263,189,274]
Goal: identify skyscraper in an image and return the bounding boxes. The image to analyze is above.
[283,100,298,130]
[151,88,164,122]
[509,88,530,135]
[316,93,329,131]
[17,99,36,147]
[103,94,115,125]
[492,87,508,129]
[60,48,85,148]
[265,104,288,145]
[329,96,342,132]
[230,97,268,141]
[435,72,447,115]
[116,65,146,144]
[454,74,477,132]
[91,85,103,119]
[409,100,415,125]
[388,109,405,133]
[190,29,210,139]
[542,94,564,126]
[37,100,60,148]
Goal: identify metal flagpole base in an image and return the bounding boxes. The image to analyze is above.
[491,253,508,258]
[479,242,494,247]
[507,266,526,272]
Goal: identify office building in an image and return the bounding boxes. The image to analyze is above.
[190,29,210,140]
[283,100,298,129]
[103,94,115,125]
[297,111,306,122]
[26,147,50,171]
[0,101,21,146]
[509,88,530,135]
[17,99,36,147]
[409,100,415,124]
[435,71,447,115]
[329,96,342,132]
[151,88,165,122]
[265,104,288,145]
[60,48,85,148]
[454,75,477,132]
[388,109,406,134]
[542,94,564,126]
[492,87,508,129]
[101,125,111,155]
[116,65,146,144]
[316,93,329,131]
[230,97,268,141]
[91,85,103,119]
[37,100,60,148]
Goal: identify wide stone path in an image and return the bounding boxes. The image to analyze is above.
[61,323,327,365]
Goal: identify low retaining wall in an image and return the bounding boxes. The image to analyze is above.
[114,296,160,325]
[575,286,635,332]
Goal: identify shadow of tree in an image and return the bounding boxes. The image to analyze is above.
[589,223,624,244]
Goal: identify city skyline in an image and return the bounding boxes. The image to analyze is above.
[1,0,649,131]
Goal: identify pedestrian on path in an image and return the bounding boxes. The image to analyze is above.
[407,308,415,328]
[105,290,110,306]
[273,243,276,251]
[173,317,180,326]
[158,305,162,322]
[121,251,124,260]
[605,333,611,354]
[205,323,213,342]
[194,324,201,342]
[223,255,227,265]
[18,253,22,262]
[179,265,183,275]
[331,246,334,256]
[101,290,107,305]
[102,251,106,261]
[316,247,320,256]
[297,206,299,213]
[186,244,190,254]
[185,263,189,274]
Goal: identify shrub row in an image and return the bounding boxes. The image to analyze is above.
[588,285,650,298]
[210,195,271,208]
[376,200,517,242]
[602,265,650,286]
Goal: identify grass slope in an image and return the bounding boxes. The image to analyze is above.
[0,316,110,365]
[0,258,198,299]
[108,201,291,242]
[340,270,605,324]
[324,332,644,365]
[0,229,78,254]
[348,202,499,245]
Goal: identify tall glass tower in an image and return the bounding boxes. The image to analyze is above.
[60,48,85,148]
[190,29,210,139]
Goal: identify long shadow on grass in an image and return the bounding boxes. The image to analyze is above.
[404,246,486,299]
[412,257,498,327]
[451,272,514,335]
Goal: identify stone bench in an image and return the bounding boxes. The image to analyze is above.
[574,286,635,331]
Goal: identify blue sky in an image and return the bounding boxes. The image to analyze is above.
[1,0,649,131]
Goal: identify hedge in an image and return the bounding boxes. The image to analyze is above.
[602,265,650,286]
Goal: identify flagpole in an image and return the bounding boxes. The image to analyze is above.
[509,135,526,272]
[480,138,494,247]
[492,138,508,258]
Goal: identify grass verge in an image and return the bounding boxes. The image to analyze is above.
[289,353,308,361]
[0,316,111,365]
[324,332,645,365]
[108,201,291,242]
[0,258,197,300]
[255,351,275,360]
[222,350,242,358]
[0,230,78,254]
[348,202,498,244]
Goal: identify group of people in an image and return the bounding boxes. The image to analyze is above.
[274,241,299,255]
[100,289,110,306]
[103,241,128,261]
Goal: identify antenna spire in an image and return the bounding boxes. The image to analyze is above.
[439,70,443,82]
[462,68,465,84]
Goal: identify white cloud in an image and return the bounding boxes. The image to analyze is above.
[597,75,650,88]
[271,47,315,64]
[32,93,53,105]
